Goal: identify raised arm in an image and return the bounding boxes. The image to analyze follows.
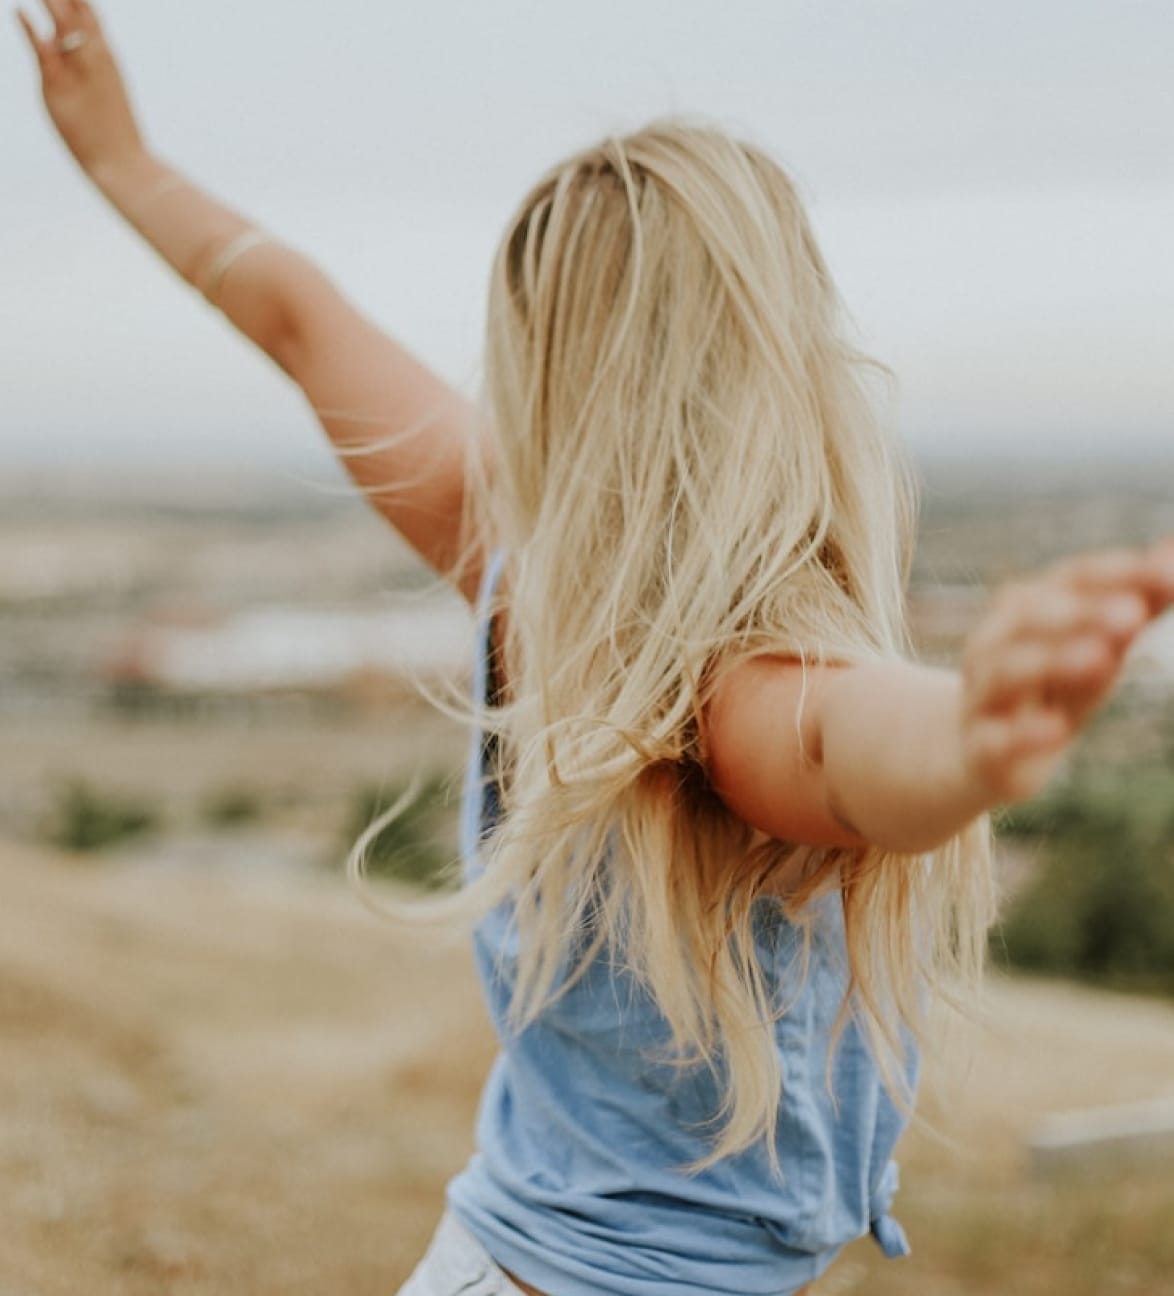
[705,543,1174,853]
[18,0,482,601]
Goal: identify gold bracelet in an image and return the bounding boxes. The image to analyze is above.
[201,230,273,306]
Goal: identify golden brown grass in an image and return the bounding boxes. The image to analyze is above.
[2,818,1173,1294]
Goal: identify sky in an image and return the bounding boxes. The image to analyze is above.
[4,0,1173,477]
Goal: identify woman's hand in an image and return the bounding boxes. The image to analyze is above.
[959,541,1174,804]
[17,0,145,175]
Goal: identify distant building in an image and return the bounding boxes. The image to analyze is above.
[100,596,473,708]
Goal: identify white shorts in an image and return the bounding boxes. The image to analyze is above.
[397,1211,530,1296]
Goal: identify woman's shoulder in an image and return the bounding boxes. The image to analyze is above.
[703,655,868,850]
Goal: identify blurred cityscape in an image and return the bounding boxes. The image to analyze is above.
[5,454,1174,901]
[6,455,1174,751]
[7,455,1174,704]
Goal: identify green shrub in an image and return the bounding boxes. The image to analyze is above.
[994,770,1174,993]
[200,786,264,827]
[42,778,161,853]
[340,773,457,891]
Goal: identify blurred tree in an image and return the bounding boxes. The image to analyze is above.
[995,770,1174,992]
[42,778,161,853]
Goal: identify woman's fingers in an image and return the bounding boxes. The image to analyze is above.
[965,584,1142,709]
[958,539,1174,804]
[19,0,141,172]
[970,630,1116,715]
[973,584,1147,656]
[15,5,56,59]
[64,0,99,35]
[965,704,1072,802]
[965,560,1172,713]
[1052,545,1174,612]
[15,8,45,57]
[15,0,88,72]
[41,0,72,34]
[17,0,100,63]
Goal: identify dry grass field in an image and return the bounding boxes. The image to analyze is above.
[3,713,1174,1295]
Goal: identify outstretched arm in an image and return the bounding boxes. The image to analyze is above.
[18,0,481,600]
[705,543,1174,853]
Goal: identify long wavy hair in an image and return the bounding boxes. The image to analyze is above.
[351,120,996,1168]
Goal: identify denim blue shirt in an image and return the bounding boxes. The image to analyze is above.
[447,551,913,1296]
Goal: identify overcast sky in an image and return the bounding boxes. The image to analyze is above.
[4,0,1173,478]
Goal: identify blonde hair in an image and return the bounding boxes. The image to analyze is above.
[354,120,996,1168]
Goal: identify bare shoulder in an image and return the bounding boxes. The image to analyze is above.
[703,655,868,849]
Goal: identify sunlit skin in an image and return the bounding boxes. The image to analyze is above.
[17,3,1174,1293]
[707,546,1174,856]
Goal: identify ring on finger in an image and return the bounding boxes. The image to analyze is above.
[56,30,89,53]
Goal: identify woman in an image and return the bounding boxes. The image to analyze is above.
[20,4,1174,1292]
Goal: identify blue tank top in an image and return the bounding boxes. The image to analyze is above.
[447,551,914,1296]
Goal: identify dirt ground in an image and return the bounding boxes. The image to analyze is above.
[0,834,493,1296]
[3,703,1174,1296]
[3,834,1174,1296]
